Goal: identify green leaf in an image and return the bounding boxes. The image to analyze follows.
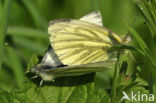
[0,88,12,103]
[10,75,109,103]
[26,53,39,72]
[2,53,110,103]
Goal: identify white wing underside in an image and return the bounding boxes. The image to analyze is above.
[80,11,103,26]
[41,46,63,67]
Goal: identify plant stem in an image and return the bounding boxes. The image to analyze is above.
[111,51,120,103]
[0,0,12,69]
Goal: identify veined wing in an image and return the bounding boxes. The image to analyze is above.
[48,11,122,66]
[45,59,116,78]
[48,19,122,66]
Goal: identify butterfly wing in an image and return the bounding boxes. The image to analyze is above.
[45,59,116,78]
[41,46,63,67]
[49,19,109,66]
[30,11,123,83]
[48,11,122,66]
[79,11,103,26]
[48,22,122,66]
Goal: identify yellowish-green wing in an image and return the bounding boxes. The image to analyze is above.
[45,59,116,78]
[48,19,122,66]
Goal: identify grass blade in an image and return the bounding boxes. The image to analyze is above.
[13,37,47,55]
[0,0,12,69]
[22,0,48,30]
[7,26,49,39]
[6,47,24,88]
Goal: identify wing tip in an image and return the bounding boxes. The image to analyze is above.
[92,10,101,14]
[49,19,72,26]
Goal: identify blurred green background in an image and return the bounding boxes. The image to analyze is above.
[0,0,149,91]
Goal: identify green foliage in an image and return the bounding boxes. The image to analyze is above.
[0,0,12,68]
[0,77,110,103]
[131,0,156,83]
[0,0,141,89]
[0,49,147,103]
[1,54,111,103]
[0,0,156,102]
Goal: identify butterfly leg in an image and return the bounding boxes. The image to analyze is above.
[52,79,55,82]
[30,75,38,79]
[40,80,43,86]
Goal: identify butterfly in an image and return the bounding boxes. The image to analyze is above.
[28,11,129,85]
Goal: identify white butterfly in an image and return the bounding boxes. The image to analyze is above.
[29,11,125,85]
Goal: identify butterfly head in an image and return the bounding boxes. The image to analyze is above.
[121,34,132,45]
[28,63,45,74]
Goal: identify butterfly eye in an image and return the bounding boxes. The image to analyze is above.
[29,66,36,73]
[124,35,132,45]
